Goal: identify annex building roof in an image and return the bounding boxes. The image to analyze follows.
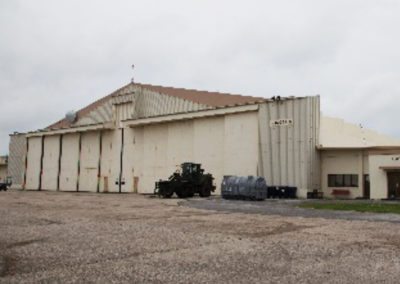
[319,116,400,149]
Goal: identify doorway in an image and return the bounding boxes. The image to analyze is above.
[387,171,400,199]
[363,174,370,199]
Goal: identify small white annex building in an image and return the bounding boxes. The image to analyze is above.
[319,116,400,199]
[8,82,400,199]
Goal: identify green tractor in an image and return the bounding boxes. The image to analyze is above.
[154,163,215,198]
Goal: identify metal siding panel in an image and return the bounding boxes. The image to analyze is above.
[99,130,121,193]
[80,132,100,192]
[8,134,27,187]
[279,102,288,185]
[223,112,259,177]
[299,99,307,189]
[141,124,169,194]
[121,128,136,193]
[25,137,42,190]
[269,103,280,185]
[287,100,295,185]
[130,127,144,193]
[59,133,80,191]
[193,116,225,194]
[42,135,60,190]
[167,121,194,168]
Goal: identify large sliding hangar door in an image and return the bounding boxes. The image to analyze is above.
[59,133,80,191]
[79,132,100,192]
[24,131,103,192]
[24,129,124,193]
[25,136,43,190]
[42,135,60,191]
[100,130,123,193]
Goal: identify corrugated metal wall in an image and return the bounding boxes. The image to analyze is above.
[74,101,113,126]
[258,96,320,197]
[132,87,209,118]
[8,134,27,188]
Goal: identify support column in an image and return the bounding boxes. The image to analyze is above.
[38,136,45,191]
[57,135,63,191]
[118,128,125,193]
[77,133,82,192]
[97,131,103,193]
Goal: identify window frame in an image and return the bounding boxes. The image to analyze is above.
[328,174,359,188]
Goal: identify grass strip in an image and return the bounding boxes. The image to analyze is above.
[299,202,400,214]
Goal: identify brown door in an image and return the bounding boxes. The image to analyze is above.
[387,172,400,199]
[364,175,370,199]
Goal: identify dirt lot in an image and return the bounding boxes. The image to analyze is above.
[1,191,400,283]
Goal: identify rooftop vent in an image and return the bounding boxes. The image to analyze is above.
[66,110,77,123]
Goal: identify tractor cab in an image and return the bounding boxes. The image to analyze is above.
[181,163,202,180]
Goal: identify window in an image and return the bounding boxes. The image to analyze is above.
[328,174,358,187]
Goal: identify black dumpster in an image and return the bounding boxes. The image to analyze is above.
[267,186,297,199]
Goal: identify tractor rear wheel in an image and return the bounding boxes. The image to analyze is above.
[199,186,211,197]
[176,191,187,198]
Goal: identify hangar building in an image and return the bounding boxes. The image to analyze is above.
[8,82,400,199]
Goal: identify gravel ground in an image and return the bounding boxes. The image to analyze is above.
[1,191,400,283]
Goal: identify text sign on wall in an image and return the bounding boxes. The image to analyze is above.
[269,118,294,128]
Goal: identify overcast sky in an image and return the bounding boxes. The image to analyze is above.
[1,0,400,154]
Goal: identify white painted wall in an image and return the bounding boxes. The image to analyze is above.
[193,116,225,195]
[224,112,259,177]
[59,133,79,191]
[25,137,42,190]
[320,150,365,199]
[42,135,60,191]
[140,123,169,194]
[369,153,400,199]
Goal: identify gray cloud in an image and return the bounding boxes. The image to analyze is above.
[1,0,400,154]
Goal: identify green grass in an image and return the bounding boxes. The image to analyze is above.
[299,202,400,214]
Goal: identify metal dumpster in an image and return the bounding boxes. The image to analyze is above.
[221,176,268,201]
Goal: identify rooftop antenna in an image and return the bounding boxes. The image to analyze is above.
[131,64,135,83]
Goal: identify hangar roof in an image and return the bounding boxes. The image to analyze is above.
[48,82,265,130]
[132,83,264,107]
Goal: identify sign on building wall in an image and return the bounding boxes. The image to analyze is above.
[269,118,294,128]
